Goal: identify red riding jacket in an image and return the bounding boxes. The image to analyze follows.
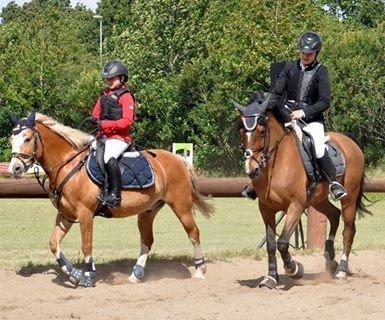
[92,86,136,143]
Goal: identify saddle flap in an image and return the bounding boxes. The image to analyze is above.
[296,133,345,180]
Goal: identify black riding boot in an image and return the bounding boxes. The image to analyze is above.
[103,158,122,208]
[316,153,347,201]
[241,184,258,200]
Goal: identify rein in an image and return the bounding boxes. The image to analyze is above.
[12,125,90,205]
[36,145,90,194]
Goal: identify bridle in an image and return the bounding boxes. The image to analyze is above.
[11,124,90,200]
[11,126,41,172]
[241,114,286,179]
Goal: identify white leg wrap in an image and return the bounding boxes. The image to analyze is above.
[129,243,150,283]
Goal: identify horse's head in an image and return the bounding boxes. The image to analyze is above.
[233,92,270,179]
[8,112,40,178]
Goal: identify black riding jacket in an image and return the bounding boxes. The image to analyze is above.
[267,60,331,124]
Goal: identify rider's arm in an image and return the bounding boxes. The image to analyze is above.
[302,65,331,120]
[91,98,102,119]
[100,93,135,133]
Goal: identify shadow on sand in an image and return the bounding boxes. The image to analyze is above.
[17,257,212,288]
[237,270,337,291]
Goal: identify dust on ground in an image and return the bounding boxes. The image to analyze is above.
[1,250,384,320]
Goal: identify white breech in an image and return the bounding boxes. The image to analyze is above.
[302,122,326,159]
[103,138,130,163]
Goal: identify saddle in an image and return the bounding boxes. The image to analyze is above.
[86,141,155,189]
[295,129,345,181]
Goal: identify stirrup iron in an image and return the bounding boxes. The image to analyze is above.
[329,181,347,201]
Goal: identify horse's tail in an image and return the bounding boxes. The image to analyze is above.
[342,133,374,218]
[187,165,215,218]
[356,173,373,218]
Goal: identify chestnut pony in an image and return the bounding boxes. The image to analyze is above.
[8,112,213,287]
[233,97,370,289]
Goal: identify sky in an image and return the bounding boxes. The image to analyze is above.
[0,0,98,11]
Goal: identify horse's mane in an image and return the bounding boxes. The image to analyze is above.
[36,113,92,149]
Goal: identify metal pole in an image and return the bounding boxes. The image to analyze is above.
[99,18,103,58]
[93,15,103,64]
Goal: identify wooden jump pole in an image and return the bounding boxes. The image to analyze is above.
[1,177,384,249]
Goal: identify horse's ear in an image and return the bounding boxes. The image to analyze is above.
[231,100,245,114]
[26,111,36,125]
[9,114,19,127]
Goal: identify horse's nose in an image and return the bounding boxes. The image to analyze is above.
[244,149,253,159]
[13,165,23,176]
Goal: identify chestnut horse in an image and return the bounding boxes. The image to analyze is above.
[233,99,370,289]
[8,112,213,287]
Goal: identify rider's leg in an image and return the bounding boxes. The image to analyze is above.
[303,122,347,201]
[317,153,347,200]
[102,138,129,207]
[104,158,122,207]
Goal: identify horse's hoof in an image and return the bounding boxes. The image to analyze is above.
[325,260,338,274]
[285,261,304,279]
[334,270,347,280]
[259,276,277,289]
[194,265,206,279]
[133,265,145,279]
[77,275,95,287]
[334,260,348,280]
[129,265,144,283]
[129,273,141,283]
[68,267,83,285]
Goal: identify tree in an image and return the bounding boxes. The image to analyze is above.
[322,0,385,27]
[108,0,342,173]
[0,0,99,160]
[323,22,385,163]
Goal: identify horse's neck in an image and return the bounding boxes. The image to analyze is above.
[266,112,300,166]
[267,112,288,148]
[37,123,77,170]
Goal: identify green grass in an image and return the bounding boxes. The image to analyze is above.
[0,197,384,270]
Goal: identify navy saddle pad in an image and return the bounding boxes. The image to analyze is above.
[86,151,155,189]
[298,138,345,180]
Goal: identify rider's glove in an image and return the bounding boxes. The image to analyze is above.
[89,117,102,131]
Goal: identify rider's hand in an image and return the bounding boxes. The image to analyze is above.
[89,117,102,131]
[291,110,305,120]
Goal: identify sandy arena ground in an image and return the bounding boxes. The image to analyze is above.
[1,250,385,320]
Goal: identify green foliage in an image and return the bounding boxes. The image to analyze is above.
[108,0,356,173]
[324,23,385,163]
[96,0,134,43]
[321,0,385,27]
[0,0,100,160]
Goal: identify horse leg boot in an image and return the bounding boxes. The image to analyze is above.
[241,184,258,200]
[103,158,122,208]
[316,153,347,201]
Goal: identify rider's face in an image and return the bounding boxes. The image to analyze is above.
[299,51,317,65]
[106,76,122,90]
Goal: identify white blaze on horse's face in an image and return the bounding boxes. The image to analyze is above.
[244,132,253,175]
[240,115,266,177]
[8,129,35,178]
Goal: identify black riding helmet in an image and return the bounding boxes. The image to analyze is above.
[298,31,322,54]
[101,60,128,82]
